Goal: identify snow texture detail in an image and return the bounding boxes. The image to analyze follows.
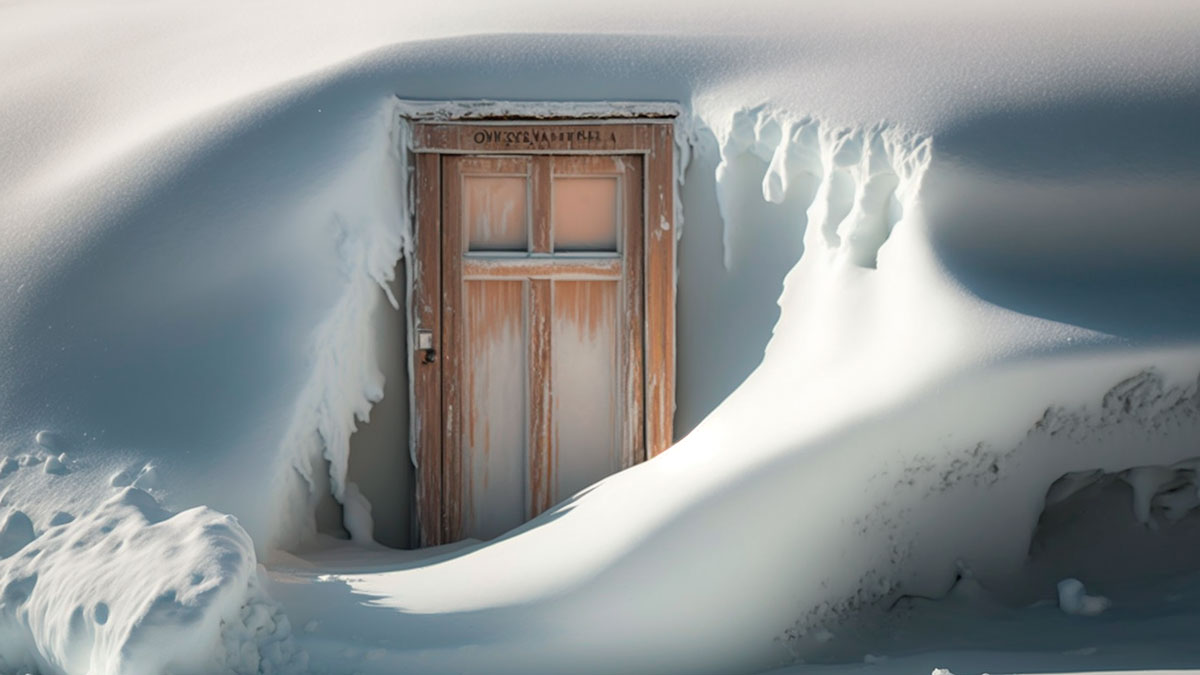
[714,107,930,270]
[0,488,304,675]
[777,368,1200,655]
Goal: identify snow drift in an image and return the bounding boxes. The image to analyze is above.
[0,485,302,675]
[1,0,1199,673]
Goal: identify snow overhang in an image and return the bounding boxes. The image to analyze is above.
[393,98,683,122]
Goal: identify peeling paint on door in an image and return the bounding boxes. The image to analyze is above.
[412,119,676,546]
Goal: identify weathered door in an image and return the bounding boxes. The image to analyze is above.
[442,155,643,540]
[411,119,676,547]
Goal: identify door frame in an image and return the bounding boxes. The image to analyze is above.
[408,113,677,546]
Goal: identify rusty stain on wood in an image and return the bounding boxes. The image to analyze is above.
[528,278,552,517]
[644,123,676,458]
[619,155,645,470]
[441,154,465,542]
[462,257,621,279]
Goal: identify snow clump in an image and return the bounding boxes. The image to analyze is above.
[1057,578,1110,617]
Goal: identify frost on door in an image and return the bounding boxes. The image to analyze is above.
[443,155,643,541]
[411,120,676,546]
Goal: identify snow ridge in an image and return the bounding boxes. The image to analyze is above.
[714,107,930,270]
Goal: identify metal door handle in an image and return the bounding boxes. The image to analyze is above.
[417,329,437,364]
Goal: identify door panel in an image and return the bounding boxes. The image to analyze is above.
[550,280,620,503]
[460,280,528,540]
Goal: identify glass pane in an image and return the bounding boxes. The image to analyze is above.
[551,280,619,503]
[553,177,618,251]
[462,280,527,540]
[465,176,528,251]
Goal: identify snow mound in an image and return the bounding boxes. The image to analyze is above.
[0,488,303,675]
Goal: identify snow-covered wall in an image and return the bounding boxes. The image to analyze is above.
[2,1,1200,672]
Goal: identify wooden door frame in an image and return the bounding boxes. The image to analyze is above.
[409,117,676,546]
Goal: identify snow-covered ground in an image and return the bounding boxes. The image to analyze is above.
[1,1,1199,673]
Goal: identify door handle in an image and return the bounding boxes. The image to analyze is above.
[417,329,437,364]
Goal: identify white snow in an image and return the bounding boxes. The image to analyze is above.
[0,488,302,674]
[340,482,374,546]
[1057,579,1110,617]
[0,0,1198,674]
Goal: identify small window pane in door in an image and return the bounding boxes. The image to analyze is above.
[465,176,528,251]
[553,177,619,251]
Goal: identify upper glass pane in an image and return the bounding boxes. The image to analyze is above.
[465,175,528,251]
[553,176,619,252]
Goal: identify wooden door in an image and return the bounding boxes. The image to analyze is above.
[441,154,644,541]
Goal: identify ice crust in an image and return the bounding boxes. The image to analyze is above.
[0,1,1199,673]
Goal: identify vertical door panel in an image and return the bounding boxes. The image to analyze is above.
[550,280,620,504]
[461,280,528,540]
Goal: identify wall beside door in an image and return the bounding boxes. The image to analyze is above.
[343,260,414,548]
[674,129,809,438]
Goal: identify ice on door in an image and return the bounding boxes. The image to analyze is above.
[452,156,633,541]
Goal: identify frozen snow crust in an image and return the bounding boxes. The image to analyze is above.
[2,1,1200,673]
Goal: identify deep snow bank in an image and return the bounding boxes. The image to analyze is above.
[273,358,1200,675]
[1,1,1199,673]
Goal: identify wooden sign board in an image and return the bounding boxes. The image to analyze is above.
[412,123,663,154]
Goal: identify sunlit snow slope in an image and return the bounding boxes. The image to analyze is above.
[0,1,1199,674]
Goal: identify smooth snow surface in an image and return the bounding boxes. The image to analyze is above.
[1,1,1199,673]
